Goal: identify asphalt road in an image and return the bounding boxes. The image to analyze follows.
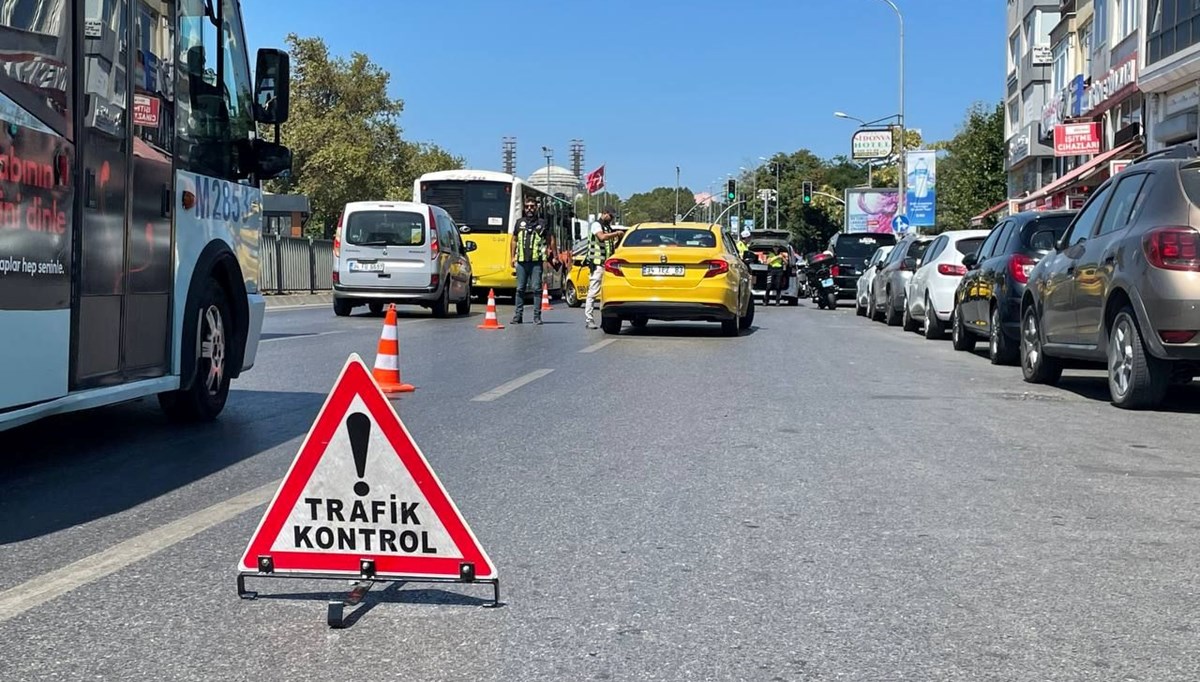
[3,296,1200,681]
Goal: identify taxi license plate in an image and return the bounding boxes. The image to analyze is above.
[820,278,834,288]
[642,265,685,277]
[350,261,384,273]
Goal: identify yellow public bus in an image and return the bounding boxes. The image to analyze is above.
[414,170,574,300]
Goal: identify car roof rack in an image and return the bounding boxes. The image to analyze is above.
[1130,143,1198,165]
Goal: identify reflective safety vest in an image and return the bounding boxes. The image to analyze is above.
[767,253,786,268]
[736,241,748,256]
[515,219,547,263]
[588,223,615,265]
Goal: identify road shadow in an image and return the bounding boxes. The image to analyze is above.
[250,581,501,627]
[621,323,760,338]
[1050,374,1200,413]
[0,388,326,544]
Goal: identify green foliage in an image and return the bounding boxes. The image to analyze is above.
[265,35,463,236]
[621,186,696,224]
[933,102,1007,231]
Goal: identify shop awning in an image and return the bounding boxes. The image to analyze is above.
[1018,141,1139,210]
[970,200,1009,226]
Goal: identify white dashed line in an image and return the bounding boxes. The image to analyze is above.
[470,369,555,402]
[0,480,280,624]
[579,338,618,353]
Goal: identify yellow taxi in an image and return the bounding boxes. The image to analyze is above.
[599,222,753,336]
[563,253,590,307]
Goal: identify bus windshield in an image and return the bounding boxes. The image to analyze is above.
[419,180,511,233]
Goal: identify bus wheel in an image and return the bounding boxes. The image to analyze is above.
[159,279,232,422]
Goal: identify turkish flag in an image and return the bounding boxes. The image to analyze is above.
[585,165,605,194]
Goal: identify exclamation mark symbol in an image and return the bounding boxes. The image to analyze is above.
[347,412,371,497]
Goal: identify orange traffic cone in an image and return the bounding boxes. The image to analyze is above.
[373,304,414,393]
[477,289,505,330]
[540,281,553,311]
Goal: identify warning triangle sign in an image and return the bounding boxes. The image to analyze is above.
[238,354,496,580]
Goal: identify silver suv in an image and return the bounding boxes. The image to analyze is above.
[1021,145,1200,409]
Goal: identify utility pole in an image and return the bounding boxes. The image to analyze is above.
[541,146,553,196]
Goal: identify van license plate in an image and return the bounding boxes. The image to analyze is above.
[642,265,685,276]
[350,261,384,273]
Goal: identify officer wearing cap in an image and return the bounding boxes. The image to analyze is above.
[584,206,622,330]
[510,197,555,325]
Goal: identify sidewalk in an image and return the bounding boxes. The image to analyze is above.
[263,291,333,309]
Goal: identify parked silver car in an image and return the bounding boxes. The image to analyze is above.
[869,234,934,326]
[855,245,894,317]
[333,201,477,317]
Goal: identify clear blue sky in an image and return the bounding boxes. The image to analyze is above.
[241,0,1004,198]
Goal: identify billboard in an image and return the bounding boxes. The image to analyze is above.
[851,129,893,160]
[905,150,936,227]
[844,188,901,234]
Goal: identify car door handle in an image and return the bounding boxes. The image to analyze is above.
[1103,255,1115,265]
[1066,266,1075,275]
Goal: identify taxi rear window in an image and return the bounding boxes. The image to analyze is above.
[624,229,716,248]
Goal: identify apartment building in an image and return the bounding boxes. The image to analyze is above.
[1140,1,1200,150]
[1006,0,1062,200]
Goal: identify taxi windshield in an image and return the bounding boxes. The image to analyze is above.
[624,228,716,247]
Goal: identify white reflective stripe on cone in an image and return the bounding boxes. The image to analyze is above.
[381,324,398,341]
[374,354,399,371]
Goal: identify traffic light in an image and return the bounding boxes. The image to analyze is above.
[802,181,813,204]
[726,179,736,202]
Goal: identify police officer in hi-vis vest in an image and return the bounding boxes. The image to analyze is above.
[765,246,787,305]
[510,197,556,325]
[584,207,622,329]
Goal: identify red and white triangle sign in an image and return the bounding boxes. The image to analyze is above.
[238,354,496,580]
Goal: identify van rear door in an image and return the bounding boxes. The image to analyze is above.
[339,208,433,289]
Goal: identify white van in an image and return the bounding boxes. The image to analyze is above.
[332,201,477,317]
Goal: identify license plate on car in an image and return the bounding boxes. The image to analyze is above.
[642,265,685,277]
[821,278,834,288]
[349,261,384,273]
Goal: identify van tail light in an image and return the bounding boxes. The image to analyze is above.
[332,270,340,284]
[1160,330,1198,344]
[430,273,439,288]
[332,212,343,258]
[603,258,627,276]
[830,265,840,278]
[702,259,729,278]
[428,207,440,260]
[938,263,967,276]
[1143,226,1200,271]
[1008,253,1036,284]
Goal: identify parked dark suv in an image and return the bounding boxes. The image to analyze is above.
[1022,144,1200,409]
[951,210,1075,364]
[827,232,897,299]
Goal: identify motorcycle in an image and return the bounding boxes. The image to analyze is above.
[806,251,838,310]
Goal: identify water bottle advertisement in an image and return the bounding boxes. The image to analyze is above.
[905,150,937,228]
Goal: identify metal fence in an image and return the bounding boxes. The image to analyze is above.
[260,235,334,294]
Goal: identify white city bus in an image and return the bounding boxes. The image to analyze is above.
[413,169,575,299]
[0,0,293,431]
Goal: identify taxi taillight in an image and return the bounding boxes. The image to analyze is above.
[702,259,729,278]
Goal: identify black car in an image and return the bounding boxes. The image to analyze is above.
[951,210,1075,364]
[827,232,898,298]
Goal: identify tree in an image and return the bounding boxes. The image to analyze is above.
[621,186,696,224]
[933,102,1007,231]
[266,35,464,236]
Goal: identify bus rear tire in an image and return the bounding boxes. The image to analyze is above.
[158,279,232,423]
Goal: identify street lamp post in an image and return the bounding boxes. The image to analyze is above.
[835,111,901,188]
[877,0,905,216]
[759,156,783,231]
[541,146,553,197]
[675,166,681,223]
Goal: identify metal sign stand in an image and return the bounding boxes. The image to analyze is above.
[238,557,501,629]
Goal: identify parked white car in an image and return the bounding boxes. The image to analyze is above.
[855,245,894,317]
[903,229,990,338]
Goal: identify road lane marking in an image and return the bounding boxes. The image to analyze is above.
[579,339,618,353]
[260,330,347,344]
[0,480,280,624]
[470,369,555,402]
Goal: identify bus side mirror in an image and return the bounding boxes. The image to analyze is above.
[253,140,292,179]
[254,48,290,125]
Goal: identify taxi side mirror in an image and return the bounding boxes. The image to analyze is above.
[463,240,477,253]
